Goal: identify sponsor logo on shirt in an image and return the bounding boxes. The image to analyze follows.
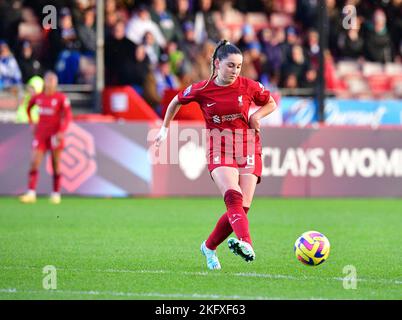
[38,107,55,115]
[212,113,243,124]
[222,113,243,122]
[212,115,221,124]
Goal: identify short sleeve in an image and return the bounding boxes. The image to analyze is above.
[177,81,205,105]
[250,80,271,106]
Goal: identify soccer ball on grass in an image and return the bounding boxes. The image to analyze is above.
[294,231,330,266]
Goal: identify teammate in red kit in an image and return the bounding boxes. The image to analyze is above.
[155,40,277,269]
[19,71,73,204]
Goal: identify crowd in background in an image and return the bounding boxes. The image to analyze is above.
[0,0,401,114]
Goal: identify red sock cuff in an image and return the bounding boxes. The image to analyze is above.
[223,189,243,209]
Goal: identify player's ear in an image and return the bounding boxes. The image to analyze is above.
[213,58,220,70]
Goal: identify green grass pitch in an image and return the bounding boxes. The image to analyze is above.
[0,196,401,300]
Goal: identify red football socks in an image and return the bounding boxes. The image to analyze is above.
[205,206,250,250]
[205,189,252,250]
[53,174,61,193]
[224,189,252,246]
[28,170,38,190]
[206,212,233,250]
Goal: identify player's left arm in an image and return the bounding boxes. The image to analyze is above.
[57,95,73,141]
[249,88,277,133]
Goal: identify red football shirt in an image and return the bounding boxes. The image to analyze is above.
[177,76,271,154]
[27,92,72,135]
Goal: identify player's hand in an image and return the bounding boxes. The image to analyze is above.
[154,126,168,147]
[249,114,261,133]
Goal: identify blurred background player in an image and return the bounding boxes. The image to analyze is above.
[19,71,72,204]
[155,40,277,270]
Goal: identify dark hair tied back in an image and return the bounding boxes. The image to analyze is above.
[197,39,242,90]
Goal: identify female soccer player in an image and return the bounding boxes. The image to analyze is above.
[19,71,72,204]
[154,40,277,270]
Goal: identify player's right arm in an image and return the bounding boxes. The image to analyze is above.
[26,95,38,134]
[154,95,181,147]
[155,82,201,147]
[26,95,37,125]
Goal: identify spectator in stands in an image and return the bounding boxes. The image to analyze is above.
[166,40,186,76]
[385,0,402,60]
[105,0,119,39]
[17,40,44,83]
[49,7,82,84]
[150,0,184,43]
[194,0,221,44]
[143,31,162,67]
[190,40,216,82]
[362,8,394,63]
[258,28,284,87]
[281,45,310,88]
[303,68,317,89]
[0,0,23,51]
[220,0,245,31]
[72,0,96,24]
[174,0,195,29]
[326,0,342,57]
[337,17,364,60]
[77,7,96,56]
[282,26,301,63]
[125,5,167,48]
[152,53,180,115]
[119,44,151,95]
[105,19,136,85]
[295,0,319,30]
[282,73,299,90]
[305,29,320,69]
[180,21,200,64]
[237,24,259,53]
[244,42,265,81]
[0,40,22,95]
[240,47,258,81]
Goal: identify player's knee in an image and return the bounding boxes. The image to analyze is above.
[224,189,243,208]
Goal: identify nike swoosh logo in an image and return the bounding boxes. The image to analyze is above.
[231,218,241,224]
[206,103,216,107]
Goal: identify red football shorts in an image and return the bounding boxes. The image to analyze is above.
[208,149,262,184]
[32,133,64,151]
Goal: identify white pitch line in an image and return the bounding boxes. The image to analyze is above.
[0,288,281,300]
[1,265,401,286]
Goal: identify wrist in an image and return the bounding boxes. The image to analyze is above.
[160,125,169,134]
